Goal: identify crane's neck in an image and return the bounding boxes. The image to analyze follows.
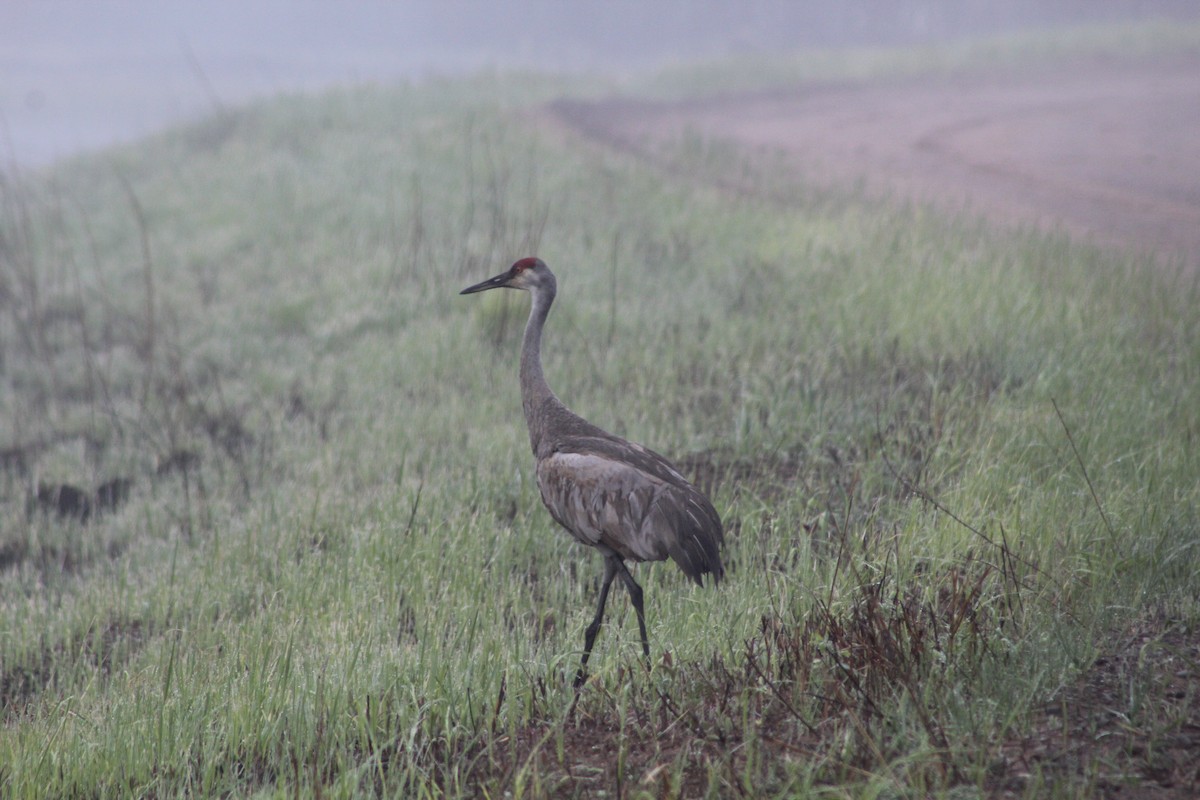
[520,282,565,454]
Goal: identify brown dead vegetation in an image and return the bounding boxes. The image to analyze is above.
[378,556,1018,797]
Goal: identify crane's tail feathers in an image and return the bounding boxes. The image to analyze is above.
[653,491,725,586]
[667,540,724,586]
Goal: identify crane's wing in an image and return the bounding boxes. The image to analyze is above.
[536,435,724,585]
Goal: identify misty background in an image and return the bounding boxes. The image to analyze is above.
[2,0,1198,167]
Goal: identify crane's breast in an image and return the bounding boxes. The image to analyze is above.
[535,451,669,563]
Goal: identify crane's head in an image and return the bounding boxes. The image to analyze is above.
[460,257,554,296]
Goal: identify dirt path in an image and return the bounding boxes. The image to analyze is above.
[550,55,1200,268]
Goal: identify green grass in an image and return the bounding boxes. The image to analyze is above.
[2,24,1199,799]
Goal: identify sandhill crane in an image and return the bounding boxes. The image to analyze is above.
[461,257,724,686]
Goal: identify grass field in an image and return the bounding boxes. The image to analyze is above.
[2,22,1199,798]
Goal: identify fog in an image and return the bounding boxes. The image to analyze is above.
[1,0,1196,166]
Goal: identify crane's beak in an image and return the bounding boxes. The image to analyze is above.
[460,270,512,295]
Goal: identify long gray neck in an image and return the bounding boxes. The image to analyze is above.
[520,283,565,454]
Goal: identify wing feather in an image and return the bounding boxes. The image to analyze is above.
[536,436,724,584]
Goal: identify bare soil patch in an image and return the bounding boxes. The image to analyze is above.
[550,55,1200,268]
[995,615,1200,798]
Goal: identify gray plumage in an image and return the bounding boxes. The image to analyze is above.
[462,257,724,686]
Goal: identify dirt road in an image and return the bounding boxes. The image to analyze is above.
[550,55,1200,267]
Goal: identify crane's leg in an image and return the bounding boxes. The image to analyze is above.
[576,556,619,688]
[614,560,650,663]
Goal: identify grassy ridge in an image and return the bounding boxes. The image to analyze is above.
[2,34,1199,798]
[638,17,1200,98]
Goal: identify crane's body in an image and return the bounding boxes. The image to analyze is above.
[462,257,724,686]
